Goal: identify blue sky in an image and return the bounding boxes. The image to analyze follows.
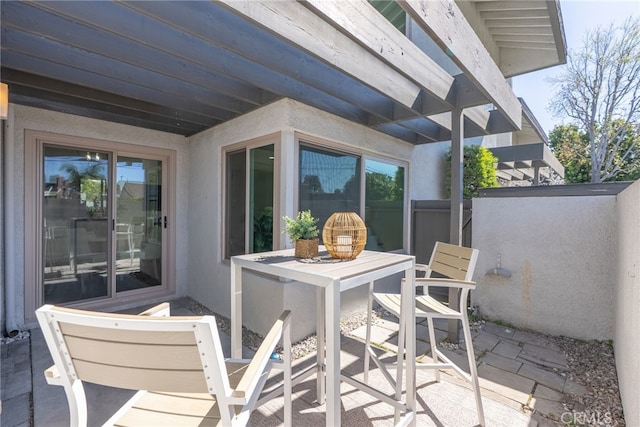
[512,0,640,135]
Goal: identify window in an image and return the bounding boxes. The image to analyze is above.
[298,143,406,252]
[298,144,360,231]
[364,159,405,251]
[369,0,406,34]
[224,138,406,256]
[224,143,275,258]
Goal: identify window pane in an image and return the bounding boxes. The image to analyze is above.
[43,146,109,303]
[116,156,163,291]
[299,145,360,234]
[226,150,246,257]
[250,145,274,253]
[365,159,404,251]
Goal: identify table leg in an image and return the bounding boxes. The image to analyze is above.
[230,260,242,359]
[325,280,341,427]
[403,266,416,426]
[316,287,325,405]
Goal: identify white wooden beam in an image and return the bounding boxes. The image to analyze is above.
[302,0,455,106]
[399,0,522,128]
[218,0,425,110]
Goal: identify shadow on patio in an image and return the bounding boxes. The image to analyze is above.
[13,297,620,426]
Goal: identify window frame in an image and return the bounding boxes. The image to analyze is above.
[24,130,177,323]
[295,133,410,254]
[221,134,281,260]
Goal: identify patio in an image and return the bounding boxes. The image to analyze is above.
[2,297,622,426]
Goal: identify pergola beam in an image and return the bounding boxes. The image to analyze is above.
[218,0,424,111]
[399,0,522,129]
[302,0,456,106]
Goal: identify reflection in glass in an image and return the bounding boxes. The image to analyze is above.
[115,156,163,292]
[226,150,246,257]
[365,159,404,251]
[298,145,360,234]
[43,146,109,303]
[225,145,275,257]
[250,145,274,253]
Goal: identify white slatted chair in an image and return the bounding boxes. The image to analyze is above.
[364,242,485,426]
[36,302,292,427]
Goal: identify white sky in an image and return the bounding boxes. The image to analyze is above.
[511,0,640,135]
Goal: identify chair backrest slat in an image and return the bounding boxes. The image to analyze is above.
[429,242,478,281]
[38,306,226,394]
[63,335,203,370]
[72,359,208,392]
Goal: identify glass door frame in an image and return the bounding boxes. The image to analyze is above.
[24,130,176,323]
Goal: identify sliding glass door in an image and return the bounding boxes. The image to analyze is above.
[42,146,165,304]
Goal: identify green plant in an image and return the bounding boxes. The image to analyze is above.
[253,207,273,253]
[282,210,319,242]
[444,145,499,198]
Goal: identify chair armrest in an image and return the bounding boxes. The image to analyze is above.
[44,365,63,386]
[415,277,476,289]
[415,263,430,273]
[232,310,291,400]
[403,277,476,289]
[137,302,170,317]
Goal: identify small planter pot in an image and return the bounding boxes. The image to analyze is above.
[294,238,319,259]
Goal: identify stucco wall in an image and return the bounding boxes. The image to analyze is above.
[472,195,616,340]
[187,98,412,341]
[615,180,640,427]
[6,105,188,328]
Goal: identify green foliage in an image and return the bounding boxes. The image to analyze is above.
[282,210,319,242]
[549,125,592,183]
[445,145,499,198]
[253,207,273,253]
[549,123,640,183]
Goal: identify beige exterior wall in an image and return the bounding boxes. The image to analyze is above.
[471,195,616,340]
[5,105,188,328]
[615,180,640,427]
[187,98,413,341]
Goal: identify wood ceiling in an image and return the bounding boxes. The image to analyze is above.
[1,1,564,142]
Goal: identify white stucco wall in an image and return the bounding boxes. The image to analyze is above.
[6,105,188,328]
[187,98,413,341]
[472,195,616,340]
[615,180,640,427]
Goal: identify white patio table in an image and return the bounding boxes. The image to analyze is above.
[230,248,416,426]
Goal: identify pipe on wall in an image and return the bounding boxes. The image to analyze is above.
[3,111,19,337]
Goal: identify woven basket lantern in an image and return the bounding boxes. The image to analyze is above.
[322,212,367,260]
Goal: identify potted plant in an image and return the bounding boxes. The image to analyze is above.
[282,210,319,258]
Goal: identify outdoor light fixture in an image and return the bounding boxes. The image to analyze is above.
[0,83,8,120]
[322,212,367,260]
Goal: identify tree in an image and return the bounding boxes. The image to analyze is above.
[445,145,498,198]
[549,17,640,183]
[549,122,640,183]
[548,125,592,183]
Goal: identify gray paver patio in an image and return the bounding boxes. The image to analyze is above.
[2,297,588,426]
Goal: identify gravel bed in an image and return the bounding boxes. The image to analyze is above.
[543,334,624,426]
[188,300,624,426]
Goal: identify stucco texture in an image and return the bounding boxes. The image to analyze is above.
[472,195,616,341]
[186,99,416,341]
[615,180,640,427]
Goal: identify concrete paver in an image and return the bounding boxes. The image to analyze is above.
[518,363,567,392]
[479,351,523,373]
[519,343,568,369]
[493,339,523,359]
